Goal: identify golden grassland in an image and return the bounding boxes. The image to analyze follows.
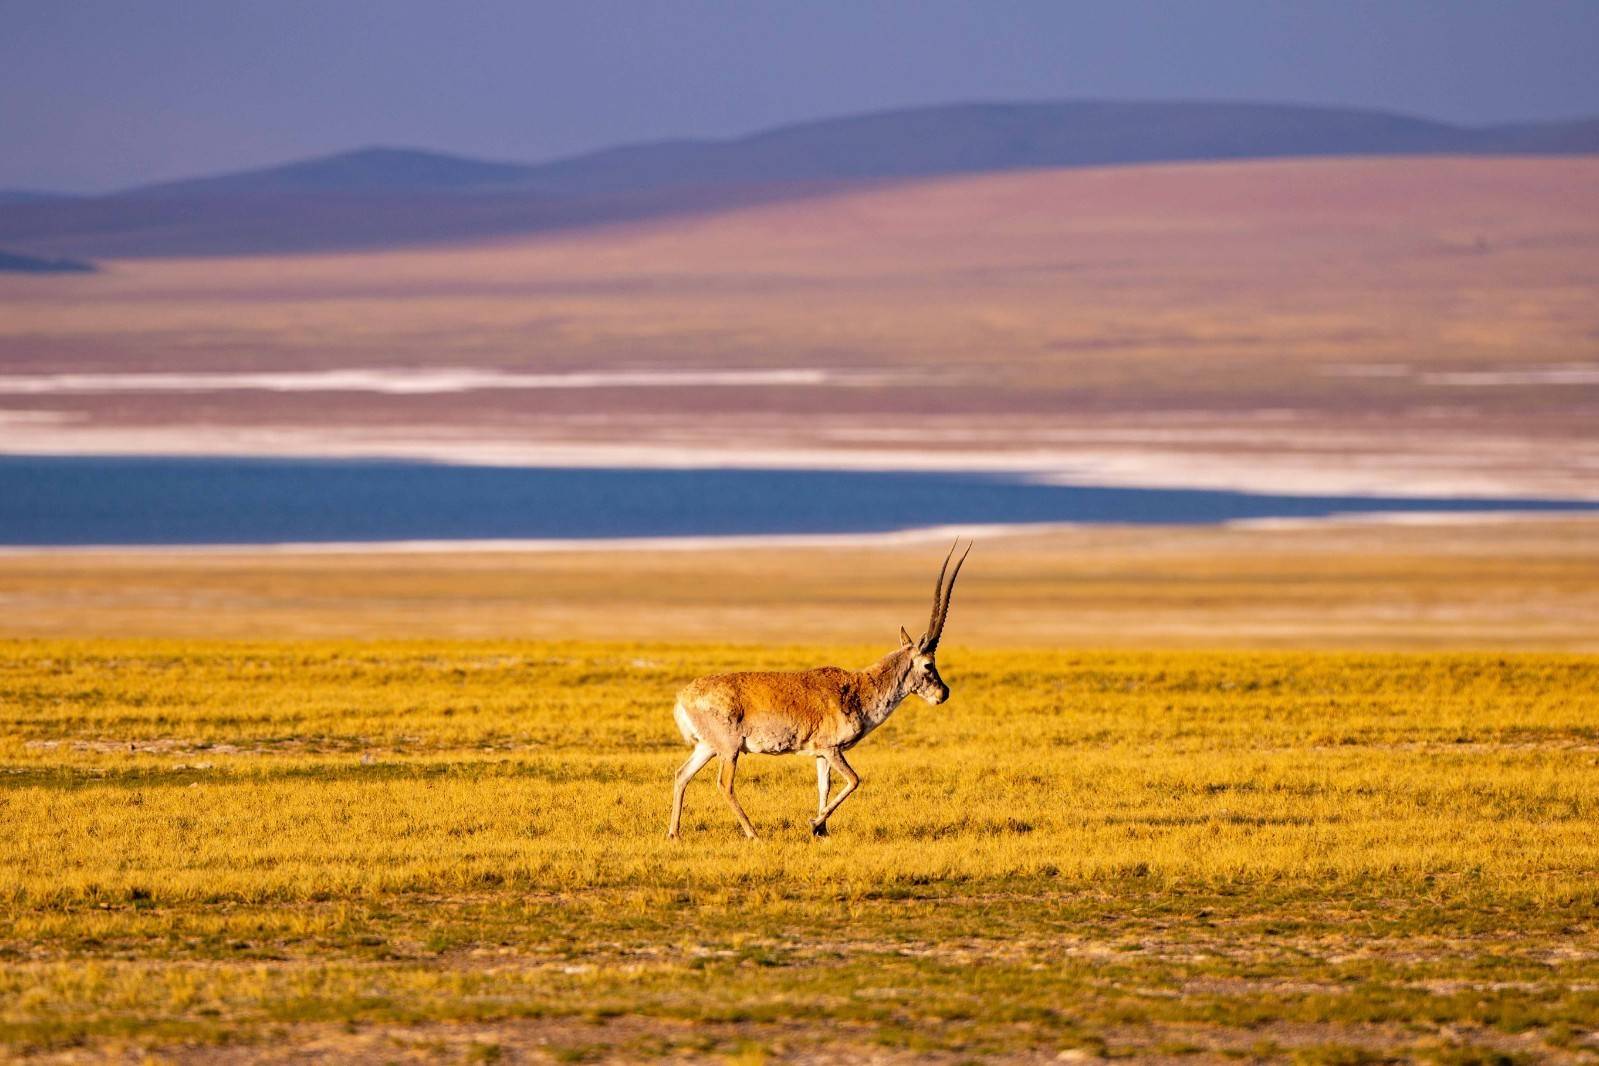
[2,156,1596,495]
[3,634,1599,1062]
[2,525,1597,1060]
[3,519,1597,649]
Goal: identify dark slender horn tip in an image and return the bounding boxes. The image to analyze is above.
[926,538,973,646]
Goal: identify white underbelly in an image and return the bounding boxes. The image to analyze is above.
[741,725,802,755]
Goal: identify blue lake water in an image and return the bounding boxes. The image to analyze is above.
[1,455,1595,546]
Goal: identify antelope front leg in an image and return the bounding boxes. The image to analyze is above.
[717,752,759,840]
[813,756,831,837]
[811,749,860,836]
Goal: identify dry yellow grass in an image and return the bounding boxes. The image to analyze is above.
[3,639,1598,1061]
[3,518,1597,649]
[3,517,1598,1059]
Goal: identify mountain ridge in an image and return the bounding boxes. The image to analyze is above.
[123,146,540,200]
[4,99,1596,258]
[108,99,1599,200]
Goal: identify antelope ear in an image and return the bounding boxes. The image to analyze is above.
[899,626,914,648]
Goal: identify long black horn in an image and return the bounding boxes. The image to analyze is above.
[926,540,972,650]
[924,540,957,641]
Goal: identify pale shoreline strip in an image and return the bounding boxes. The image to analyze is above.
[0,512,1592,557]
[0,367,887,395]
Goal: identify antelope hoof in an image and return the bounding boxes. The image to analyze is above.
[810,821,829,838]
[665,830,679,840]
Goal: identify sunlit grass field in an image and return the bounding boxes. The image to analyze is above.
[3,639,1597,1061]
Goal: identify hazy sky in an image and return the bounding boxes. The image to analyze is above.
[4,0,1598,192]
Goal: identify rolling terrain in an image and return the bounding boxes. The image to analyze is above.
[117,100,1599,203]
[0,249,93,274]
[2,155,1595,499]
[1,100,1596,258]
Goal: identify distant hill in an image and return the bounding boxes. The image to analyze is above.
[4,99,1596,257]
[1472,116,1599,154]
[504,100,1472,195]
[114,101,1599,201]
[0,190,78,205]
[0,248,95,273]
[125,147,537,200]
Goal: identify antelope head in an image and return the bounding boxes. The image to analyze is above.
[899,540,972,705]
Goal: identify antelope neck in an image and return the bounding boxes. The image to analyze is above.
[859,647,915,725]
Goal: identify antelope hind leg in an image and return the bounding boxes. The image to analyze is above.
[666,741,715,839]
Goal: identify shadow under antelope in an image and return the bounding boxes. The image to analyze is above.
[667,541,972,839]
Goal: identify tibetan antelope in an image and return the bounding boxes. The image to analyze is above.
[667,541,972,839]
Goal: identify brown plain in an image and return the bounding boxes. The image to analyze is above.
[4,518,1596,649]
